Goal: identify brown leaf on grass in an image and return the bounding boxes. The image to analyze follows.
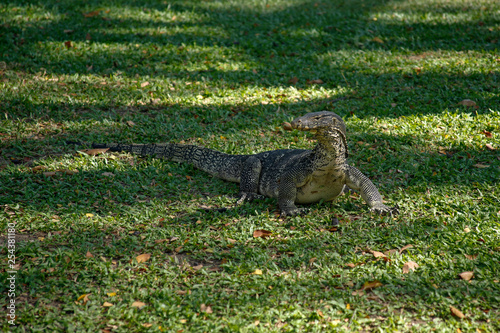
[370,250,387,258]
[384,249,398,256]
[81,148,109,156]
[64,41,72,49]
[140,81,150,88]
[485,143,496,151]
[458,271,474,281]
[402,261,419,273]
[464,254,478,260]
[102,302,113,307]
[450,305,466,319]
[399,244,413,254]
[192,264,203,270]
[307,79,324,84]
[482,130,492,138]
[345,263,356,268]
[131,301,146,308]
[372,37,384,44]
[458,99,476,107]
[200,304,213,314]
[473,163,489,168]
[288,77,299,85]
[136,253,151,263]
[362,280,383,291]
[43,171,57,177]
[142,323,153,328]
[86,251,94,258]
[282,122,292,131]
[83,10,100,18]
[77,293,91,305]
[126,120,136,127]
[32,165,47,172]
[253,229,272,238]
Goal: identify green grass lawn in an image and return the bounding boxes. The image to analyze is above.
[1,0,499,331]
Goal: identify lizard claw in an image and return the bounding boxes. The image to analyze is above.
[236,192,264,205]
[370,203,398,216]
[280,207,309,217]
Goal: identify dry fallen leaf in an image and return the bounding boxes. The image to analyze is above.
[64,41,72,49]
[81,148,109,156]
[288,77,299,85]
[399,244,414,254]
[252,269,263,275]
[485,143,496,151]
[370,250,387,258]
[458,99,476,107]
[83,10,100,18]
[372,37,384,44]
[464,254,478,260]
[362,280,383,291]
[140,81,150,88]
[482,130,493,138]
[106,292,117,297]
[253,229,272,238]
[43,171,57,177]
[142,323,153,328]
[32,165,47,172]
[473,163,489,168]
[86,251,94,258]
[200,304,213,314]
[352,290,365,296]
[192,264,203,270]
[102,302,113,307]
[345,263,356,268]
[307,79,324,84]
[458,271,474,281]
[282,122,292,131]
[77,293,91,305]
[136,253,151,263]
[131,301,146,308]
[450,305,466,319]
[126,120,136,127]
[402,261,419,273]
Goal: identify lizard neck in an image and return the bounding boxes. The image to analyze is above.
[311,129,348,168]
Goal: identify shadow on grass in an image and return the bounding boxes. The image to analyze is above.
[1,0,499,79]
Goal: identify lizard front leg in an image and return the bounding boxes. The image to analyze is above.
[236,156,264,205]
[345,166,398,215]
[277,171,308,217]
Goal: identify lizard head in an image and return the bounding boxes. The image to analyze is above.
[290,111,346,134]
[289,111,348,158]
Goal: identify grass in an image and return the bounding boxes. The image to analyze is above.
[0,0,499,331]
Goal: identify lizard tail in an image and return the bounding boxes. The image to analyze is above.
[92,143,245,183]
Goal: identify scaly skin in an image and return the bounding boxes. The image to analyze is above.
[93,111,397,216]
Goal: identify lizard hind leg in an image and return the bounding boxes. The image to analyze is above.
[236,156,265,205]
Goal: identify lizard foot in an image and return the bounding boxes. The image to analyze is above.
[236,192,264,205]
[370,203,399,216]
[280,207,309,217]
